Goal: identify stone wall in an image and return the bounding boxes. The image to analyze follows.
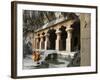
[79,13,91,66]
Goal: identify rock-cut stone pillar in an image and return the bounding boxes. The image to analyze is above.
[66,26,73,52]
[39,35,44,50]
[45,33,49,50]
[56,29,61,51]
[35,36,39,49]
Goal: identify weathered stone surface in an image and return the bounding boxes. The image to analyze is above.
[79,13,91,66]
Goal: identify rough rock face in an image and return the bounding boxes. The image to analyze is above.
[23,38,33,57]
[23,10,77,33]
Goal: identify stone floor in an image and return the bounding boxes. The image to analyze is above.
[23,50,80,69]
[23,54,70,69]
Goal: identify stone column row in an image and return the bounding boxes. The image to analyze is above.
[35,33,49,50]
[35,25,73,52]
[55,26,73,52]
